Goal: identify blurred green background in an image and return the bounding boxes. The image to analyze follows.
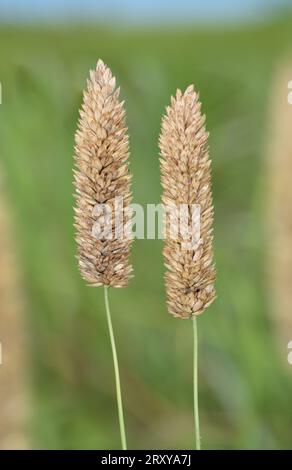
[0,1,292,450]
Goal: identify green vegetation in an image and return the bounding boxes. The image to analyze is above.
[0,17,292,449]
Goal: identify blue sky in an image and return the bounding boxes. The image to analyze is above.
[0,0,289,23]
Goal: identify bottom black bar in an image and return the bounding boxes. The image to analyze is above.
[0,449,289,464]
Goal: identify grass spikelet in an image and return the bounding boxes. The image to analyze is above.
[159,86,216,319]
[73,60,132,450]
[74,59,133,288]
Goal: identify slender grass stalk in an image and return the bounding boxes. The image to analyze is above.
[104,286,127,450]
[73,60,133,448]
[192,316,200,450]
[159,87,216,448]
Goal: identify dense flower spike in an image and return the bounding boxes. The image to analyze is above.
[159,86,216,318]
[74,60,133,287]
[267,62,292,347]
[0,171,29,449]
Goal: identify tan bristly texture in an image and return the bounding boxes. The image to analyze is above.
[159,86,216,319]
[0,171,30,449]
[266,60,292,348]
[74,60,133,287]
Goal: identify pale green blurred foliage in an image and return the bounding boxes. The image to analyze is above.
[0,16,292,448]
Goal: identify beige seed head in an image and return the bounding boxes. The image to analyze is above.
[266,60,292,349]
[74,60,133,287]
[0,170,30,449]
[159,86,216,318]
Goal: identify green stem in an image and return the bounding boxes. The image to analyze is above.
[192,315,201,450]
[104,286,127,450]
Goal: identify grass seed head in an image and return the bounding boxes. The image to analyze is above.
[159,86,216,318]
[74,60,133,287]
